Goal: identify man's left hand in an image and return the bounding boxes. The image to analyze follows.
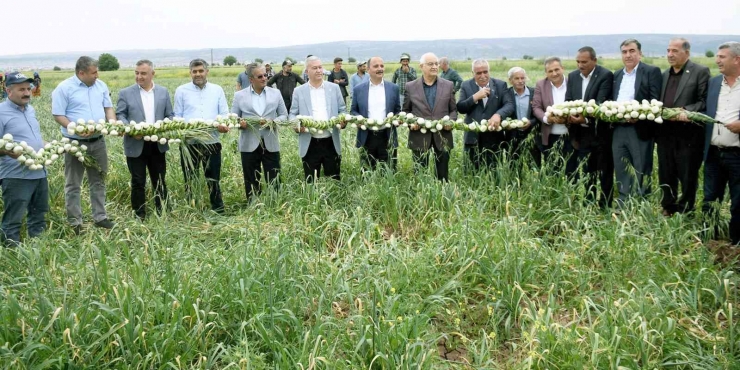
[725,120,740,134]
[217,124,230,133]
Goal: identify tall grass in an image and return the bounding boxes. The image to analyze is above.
[0,58,736,369]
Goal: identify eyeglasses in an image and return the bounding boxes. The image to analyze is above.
[424,62,439,67]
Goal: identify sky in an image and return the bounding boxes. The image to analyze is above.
[5,0,740,56]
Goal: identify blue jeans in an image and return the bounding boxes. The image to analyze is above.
[1,177,49,246]
[702,146,740,245]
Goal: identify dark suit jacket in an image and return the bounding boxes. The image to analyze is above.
[116,84,174,157]
[403,77,458,151]
[565,65,614,149]
[506,86,537,140]
[658,59,710,139]
[350,80,402,148]
[612,62,663,140]
[703,75,740,160]
[456,78,515,146]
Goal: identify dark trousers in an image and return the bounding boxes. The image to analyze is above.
[240,143,281,200]
[543,134,577,175]
[360,131,396,171]
[702,146,740,245]
[413,146,450,181]
[302,137,341,182]
[577,142,615,208]
[126,142,167,219]
[657,134,704,214]
[180,143,224,212]
[469,133,507,171]
[1,177,49,246]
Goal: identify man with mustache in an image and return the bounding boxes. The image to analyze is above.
[52,56,117,234]
[351,57,401,171]
[174,59,230,214]
[0,72,49,246]
[266,60,305,111]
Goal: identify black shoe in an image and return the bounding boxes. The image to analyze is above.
[94,219,115,229]
[73,225,83,235]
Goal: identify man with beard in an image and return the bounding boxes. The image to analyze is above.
[266,60,305,111]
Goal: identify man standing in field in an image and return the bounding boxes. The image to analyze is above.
[0,72,49,246]
[565,46,615,208]
[505,67,536,160]
[350,57,401,171]
[611,39,662,206]
[264,63,275,81]
[116,60,174,220]
[267,60,305,111]
[231,63,288,201]
[532,57,576,173]
[327,57,349,105]
[349,60,369,99]
[174,59,230,214]
[657,38,710,216]
[404,52,457,181]
[457,59,515,170]
[439,57,463,95]
[236,62,250,91]
[702,41,740,246]
[52,56,116,234]
[289,56,347,182]
[393,53,417,107]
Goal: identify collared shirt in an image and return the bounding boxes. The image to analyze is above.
[711,76,740,148]
[616,62,640,102]
[0,101,46,180]
[393,66,417,96]
[663,64,686,109]
[236,72,249,90]
[581,68,594,100]
[349,72,370,95]
[249,85,267,117]
[514,88,530,120]
[423,78,438,112]
[550,80,568,135]
[51,75,113,139]
[139,83,156,124]
[368,79,387,121]
[174,81,229,144]
[308,83,331,139]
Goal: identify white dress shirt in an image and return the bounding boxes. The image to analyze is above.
[477,82,489,106]
[368,79,387,122]
[616,62,639,102]
[581,69,594,100]
[550,80,568,135]
[139,84,156,124]
[711,76,740,148]
[309,82,331,139]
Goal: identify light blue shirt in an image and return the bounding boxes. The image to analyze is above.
[349,73,370,95]
[51,75,112,139]
[174,81,229,144]
[250,85,266,116]
[0,101,46,180]
[616,62,639,102]
[514,88,530,120]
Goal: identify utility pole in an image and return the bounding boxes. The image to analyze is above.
[211,49,213,66]
[348,47,350,61]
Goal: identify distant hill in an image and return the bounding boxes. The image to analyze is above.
[2,34,737,70]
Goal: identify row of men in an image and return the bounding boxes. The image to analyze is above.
[0,38,738,246]
[236,53,453,112]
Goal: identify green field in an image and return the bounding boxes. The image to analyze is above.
[1,57,738,369]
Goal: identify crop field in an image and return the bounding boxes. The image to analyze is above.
[0,57,738,369]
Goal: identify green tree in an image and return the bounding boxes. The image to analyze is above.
[53,66,62,71]
[705,50,715,58]
[98,53,120,71]
[348,57,356,63]
[223,55,237,66]
[254,58,264,64]
[522,55,534,60]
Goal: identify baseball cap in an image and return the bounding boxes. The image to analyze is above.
[282,60,293,67]
[400,54,411,61]
[357,61,367,67]
[5,72,34,86]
